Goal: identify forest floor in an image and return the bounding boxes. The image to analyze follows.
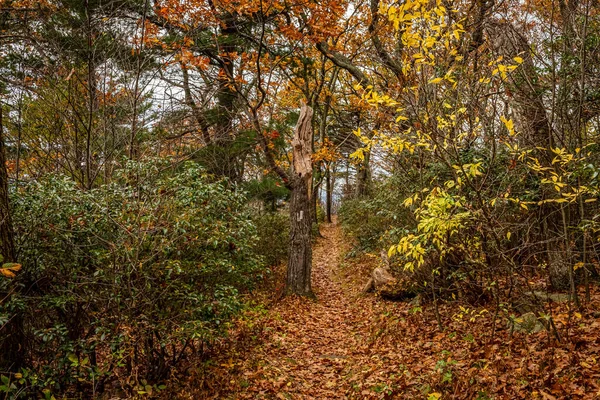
[172,220,600,399]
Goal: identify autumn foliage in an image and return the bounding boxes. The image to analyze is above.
[1,0,600,398]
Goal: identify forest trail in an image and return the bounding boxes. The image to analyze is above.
[227,219,401,399]
[180,219,600,400]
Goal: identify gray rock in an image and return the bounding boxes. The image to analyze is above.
[509,312,545,334]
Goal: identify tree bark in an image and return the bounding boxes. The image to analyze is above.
[0,105,15,262]
[0,100,21,371]
[287,174,314,296]
[355,150,371,197]
[286,104,314,297]
[316,42,370,87]
[326,163,332,223]
[369,0,404,78]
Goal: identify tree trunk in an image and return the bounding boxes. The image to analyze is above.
[286,104,314,297]
[326,163,332,223]
[0,105,15,262]
[287,175,314,296]
[0,101,22,371]
[355,155,371,197]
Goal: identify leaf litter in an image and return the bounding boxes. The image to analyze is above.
[171,221,600,399]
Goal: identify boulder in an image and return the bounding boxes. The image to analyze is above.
[513,290,571,314]
[530,291,570,303]
[362,250,414,300]
[509,312,546,334]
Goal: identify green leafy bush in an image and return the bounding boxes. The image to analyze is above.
[339,174,414,253]
[245,177,290,212]
[1,159,265,397]
[252,212,289,267]
[315,202,326,224]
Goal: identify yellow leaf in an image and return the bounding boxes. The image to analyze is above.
[500,116,516,136]
[388,246,397,258]
[513,56,524,64]
[0,263,22,278]
[350,148,365,161]
[506,232,511,240]
[428,77,443,84]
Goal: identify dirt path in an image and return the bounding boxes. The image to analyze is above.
[177,219,600,399]
[174,219,408,400]
[232,220,390,399]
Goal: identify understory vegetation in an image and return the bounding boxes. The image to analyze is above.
[2,160,290,396]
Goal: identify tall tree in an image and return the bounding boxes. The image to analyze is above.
[286,104,314,296]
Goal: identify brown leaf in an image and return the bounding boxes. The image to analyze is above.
[540,390,557,400]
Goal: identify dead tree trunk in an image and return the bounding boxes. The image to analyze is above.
[326,163,333,223]
[286,104,314,297]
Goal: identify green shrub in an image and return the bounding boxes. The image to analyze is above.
[245,177,290,211]
[252,212,289,267]
[339,174,414,253]
[316,202,326,223]
[1,159,265,397]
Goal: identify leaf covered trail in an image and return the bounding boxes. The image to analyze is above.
[234,220,383,398]
[176,220,600,399]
